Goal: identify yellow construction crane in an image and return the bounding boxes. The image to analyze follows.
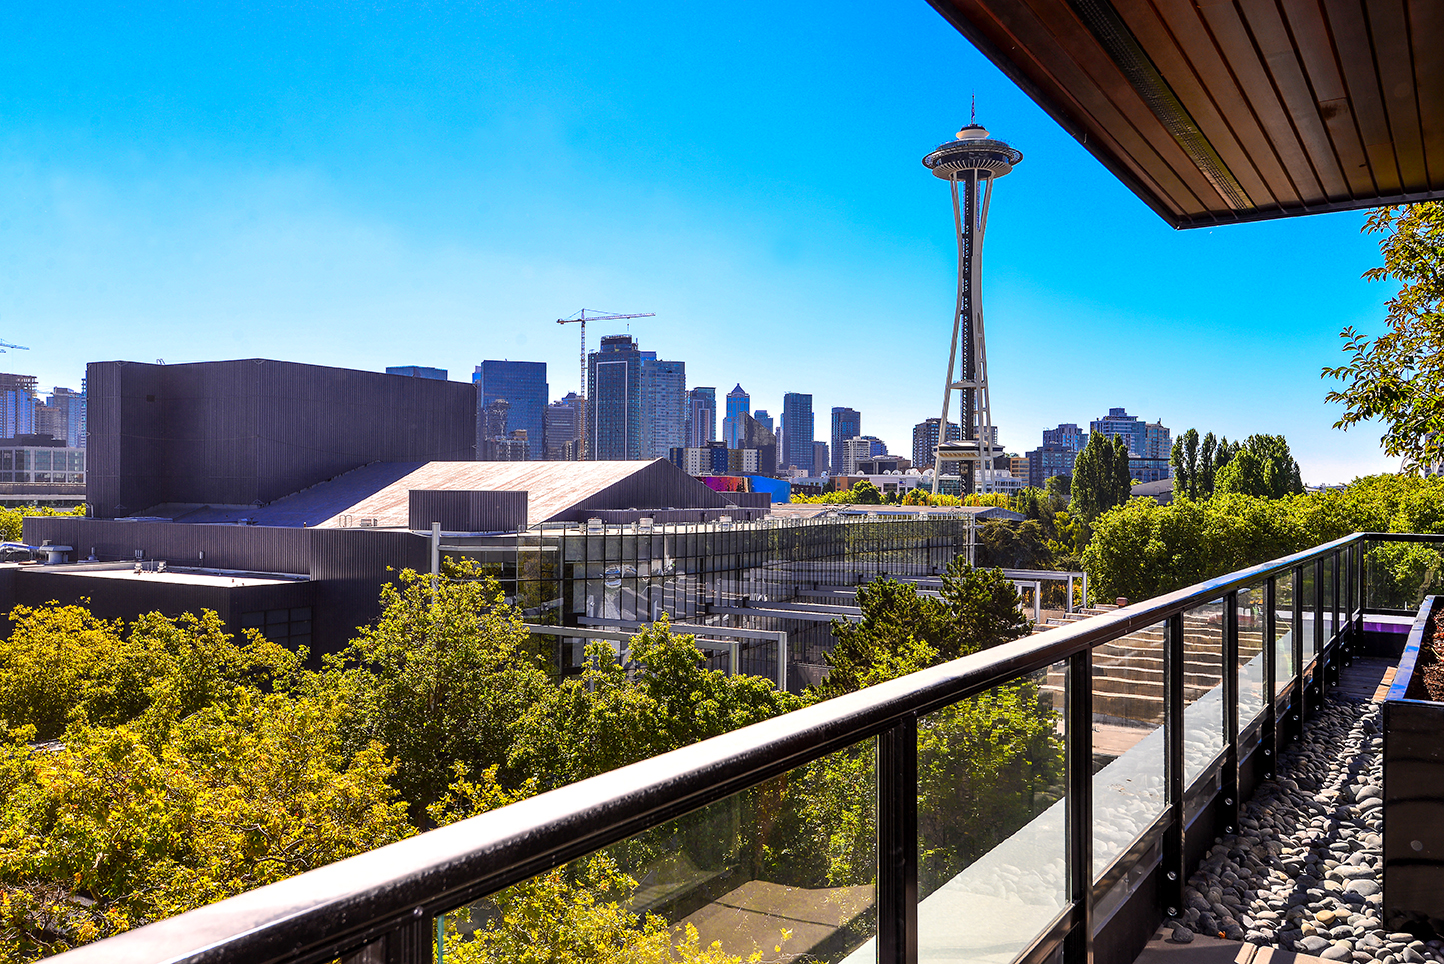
[555,308,655,458]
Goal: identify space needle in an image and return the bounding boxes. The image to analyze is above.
[923,120,1022,496]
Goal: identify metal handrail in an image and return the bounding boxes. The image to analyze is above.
[50,530,1434,964]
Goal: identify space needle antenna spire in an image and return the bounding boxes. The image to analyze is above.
[922,116,1022,497]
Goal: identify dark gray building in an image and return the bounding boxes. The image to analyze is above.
[86,358,476,519]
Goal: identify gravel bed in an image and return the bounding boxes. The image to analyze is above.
[1169,698,1443,963]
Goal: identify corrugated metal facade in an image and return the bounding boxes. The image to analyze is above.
[22,517,430,657]
[557,459,734,524]
[87,359,477,517]
[407,490,529,533]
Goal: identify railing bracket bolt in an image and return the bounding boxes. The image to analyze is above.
[1225,797,1233,806]
[1167,871,1177,881]
[1168,907,1178,917]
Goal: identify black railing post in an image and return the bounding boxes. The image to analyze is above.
[878,715,918,964]
[1292,565,1306,743]
[1313,557,1325,708]
[1221,591,1240,837]
[1065,649,1094,964]
[341,918,431,964]
[1263,577,1277,779]
[1333,549,1345,675]
[1162,612,1186,920]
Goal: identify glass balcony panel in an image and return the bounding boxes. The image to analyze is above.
[441,739,878,964]
[1322,555,1336,642]
[1300,564,1318,661]
[1237,585,1265,726]
[1275,572,1295,688]
[1364,538,1444,612]
[1182,599,1226,784]
[1092,620,1167,881]
[917,663,1067,962]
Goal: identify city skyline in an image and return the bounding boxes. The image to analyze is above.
[0,3,1398,484]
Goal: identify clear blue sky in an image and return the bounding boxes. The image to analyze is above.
[0,2,1396,483]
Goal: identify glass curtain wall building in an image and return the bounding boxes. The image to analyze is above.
[781,393,814,473]
[445,513,975,689]
[686,387,716,447]
[474,361,548,460]
[587,336,644,460]
[831,407,860,476]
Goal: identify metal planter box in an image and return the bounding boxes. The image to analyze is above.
[1384,594,1444,936]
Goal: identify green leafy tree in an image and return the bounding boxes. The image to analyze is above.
[511,618,802,790]
[1198,432,1218,497]
[816,559,1030,699]
[0,504,86,542]
[1071,433,1130,523]
[0,606,299,741]
[849,480,882,505]
[1214,435,1304,499]
[327,560,552,819]
[1324,202,1444,471]
[0,689,410,960]
[1044,473,1071,508]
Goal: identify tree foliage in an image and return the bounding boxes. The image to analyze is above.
[1070,433,1131,523]
[1082,473,1444,602]
[1324,202,1444,471]
[0,504,86,543]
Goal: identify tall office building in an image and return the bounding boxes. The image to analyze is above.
[781,393,814,473]
[723,384,750,448]
[640,356,686,459]
[0,374,38,439]
[686,387,716,447]
[753,409,774,433]
[830,407,861,476]
[387,366,447,380]
[544,393,584,460]
[911,418,961,472]
[587,336,644,460]
[474,361,547,460]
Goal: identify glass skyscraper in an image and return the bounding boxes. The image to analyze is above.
[474,361,548,460]
[830,407,860,476]
[781,393,814,473]
[587,336,644,460]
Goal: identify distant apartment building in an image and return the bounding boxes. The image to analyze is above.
[781,393,814,473]
[1089,408,1148,456]
[36,385,86,449]
[588,336,644,460]
[813,441,829,477]
[386,366,447,380]
[640,354,686,459]
[686,387,716,447]
[857,454,910,474]
[0,374,38,439]
[1010,455,1029,480]
[475,361,547,460]
[830,407,861,476]
[669,441,730,476]
[1144,420,1172,460]
[544,393,583,460]
[911,418,961,472]
[723,384,750,448]
[841,437,872,475]
[1042,423,1088,453]
[727,448,761,474]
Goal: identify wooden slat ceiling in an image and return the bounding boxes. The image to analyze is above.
[927,0,1444,227]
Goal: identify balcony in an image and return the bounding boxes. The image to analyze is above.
[43,531,1437,964]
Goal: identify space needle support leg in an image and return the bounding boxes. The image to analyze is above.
[937,176,966,486]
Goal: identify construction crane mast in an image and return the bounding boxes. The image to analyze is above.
[555,309,655,458]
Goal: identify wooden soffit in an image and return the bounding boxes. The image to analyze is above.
[927,0,1444,227]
